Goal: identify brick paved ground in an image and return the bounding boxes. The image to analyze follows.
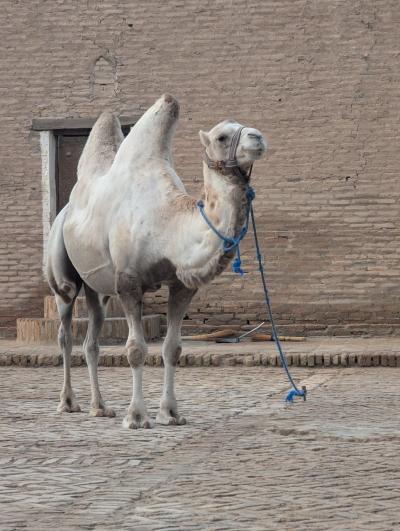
[1,364,400,530]
[2,337,400,367]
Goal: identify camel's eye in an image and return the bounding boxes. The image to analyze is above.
[217,135,227,142]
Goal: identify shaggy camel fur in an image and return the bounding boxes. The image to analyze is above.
[47,94,266,429]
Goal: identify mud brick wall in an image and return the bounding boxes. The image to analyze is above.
[1,0,400,336]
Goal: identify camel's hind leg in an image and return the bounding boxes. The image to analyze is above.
[84,283,115,418]
[56,294,81,413]
[47,205,82,413]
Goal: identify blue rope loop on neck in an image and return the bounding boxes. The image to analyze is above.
[197,185,255,275]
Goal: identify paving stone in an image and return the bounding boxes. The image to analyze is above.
[243,355,254,366]
[314,353,323,366]
[0,366,399,529]
[253,353,262,366]
[323,353,331,367]
[2,337,400,368]
[300,352,308,366]
[340,352,349,366]
[348,353,357,366]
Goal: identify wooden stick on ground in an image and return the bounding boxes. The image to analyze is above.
[181,329,238,341]
[182,330,306,342]
[251,333,306,342]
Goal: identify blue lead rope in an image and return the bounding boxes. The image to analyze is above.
[249,202,307,403]
[197,185,306,403]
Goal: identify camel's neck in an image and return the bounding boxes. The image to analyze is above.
[172,164,249,288]
[200,165,249,240]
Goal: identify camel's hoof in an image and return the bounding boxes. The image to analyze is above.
[89,406,116,418]
[57,401,81,414]
[122,414,154,430]
[156,410,186,426]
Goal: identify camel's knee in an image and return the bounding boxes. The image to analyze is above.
[172,345,182,366]
[126,339,147,368]
[163,336,182,366]
[164,345,182,366]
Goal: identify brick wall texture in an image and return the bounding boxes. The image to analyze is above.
[1,0,400,336]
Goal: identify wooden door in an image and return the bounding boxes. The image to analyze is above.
[56,133,88,213]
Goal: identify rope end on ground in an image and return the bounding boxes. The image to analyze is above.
[285,385,307,403]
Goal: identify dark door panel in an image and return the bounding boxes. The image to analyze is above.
[56,134,87,213]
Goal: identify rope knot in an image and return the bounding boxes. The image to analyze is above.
[232,255,244,276]
[246,186,255,201]
[285,386,307,403]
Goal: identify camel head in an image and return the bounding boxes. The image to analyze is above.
[199,120,267,179]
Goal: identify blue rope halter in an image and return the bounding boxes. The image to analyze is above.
[197,126,306,403]
[196,185,255,276]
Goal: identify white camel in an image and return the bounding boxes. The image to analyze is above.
[46,94,266,429]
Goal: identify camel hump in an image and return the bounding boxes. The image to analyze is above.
[78,111,124,180]
[111,94,180,171]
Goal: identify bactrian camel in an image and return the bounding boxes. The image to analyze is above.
[47,94,267,429]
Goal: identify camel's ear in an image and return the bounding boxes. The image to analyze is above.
[199,130,210,148]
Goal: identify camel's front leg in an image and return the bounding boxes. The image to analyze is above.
[156,282,196,426]
[117,272,153,429]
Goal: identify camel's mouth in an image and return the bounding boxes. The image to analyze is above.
[242,134,267,160]
[244,147,265,160]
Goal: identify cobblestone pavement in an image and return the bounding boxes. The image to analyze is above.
[2,336,400,367]
[1,366,400,530]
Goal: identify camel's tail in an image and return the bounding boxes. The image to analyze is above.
[46,205,83,304]
[78,111,124,180]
